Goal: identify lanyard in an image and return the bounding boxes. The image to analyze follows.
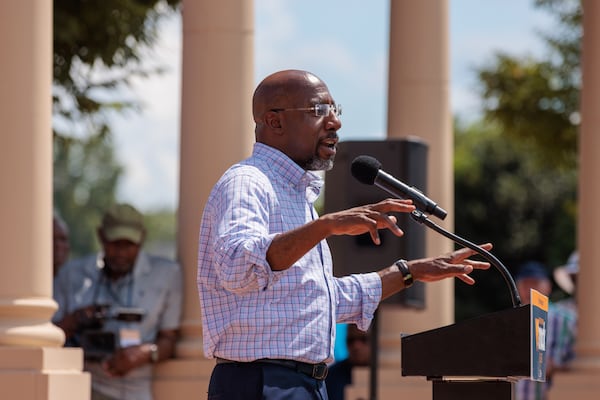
[92,268,134,308]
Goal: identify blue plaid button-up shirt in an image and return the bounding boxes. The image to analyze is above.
[197,143,381,364]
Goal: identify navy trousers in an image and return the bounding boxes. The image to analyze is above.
[207,362,329,400]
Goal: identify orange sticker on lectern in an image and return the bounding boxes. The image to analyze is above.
[531,289,548,312]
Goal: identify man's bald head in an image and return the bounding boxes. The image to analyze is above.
[252,70,325,123]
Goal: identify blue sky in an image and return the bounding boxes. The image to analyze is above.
[111,0,555,211]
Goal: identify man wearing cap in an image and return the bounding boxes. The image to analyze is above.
[53,203,183,400]
[514,260,577,400]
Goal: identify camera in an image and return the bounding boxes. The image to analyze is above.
[79,305,145,361]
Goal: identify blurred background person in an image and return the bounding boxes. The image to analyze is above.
[326,324,372,400]
[53,203,183,400]
[514,260,577,400]
[553,251,579,313]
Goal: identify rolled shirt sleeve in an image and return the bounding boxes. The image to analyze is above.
[203,169,282,293]
[334,272,382,331]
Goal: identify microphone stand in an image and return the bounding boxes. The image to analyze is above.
[368,210,521,400]
[409,210,522,308]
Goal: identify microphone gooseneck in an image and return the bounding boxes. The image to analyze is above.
[350,154,520,307]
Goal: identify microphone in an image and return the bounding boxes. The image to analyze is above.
[350,155,447,220]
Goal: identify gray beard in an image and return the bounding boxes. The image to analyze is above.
[306,156,334,171]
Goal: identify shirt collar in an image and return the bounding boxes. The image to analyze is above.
[252,143,324,202]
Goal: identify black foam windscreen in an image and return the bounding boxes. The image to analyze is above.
[350,155,381,185]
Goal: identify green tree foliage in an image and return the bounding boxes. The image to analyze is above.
[53,0,181,127]
[476,0,581,171]
[453,0,582,319]
[54,129,122,256]
[53,0,181,257]
[144,209,178,259]
[454,122,577,320]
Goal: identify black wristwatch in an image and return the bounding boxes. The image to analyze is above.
[394,259,414,288]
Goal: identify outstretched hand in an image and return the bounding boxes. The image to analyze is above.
[378,243,493,300]
[410,243,493,285]
[267,198,414,272]
[321,198,415,245]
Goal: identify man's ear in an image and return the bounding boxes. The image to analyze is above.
[264,111,283,132]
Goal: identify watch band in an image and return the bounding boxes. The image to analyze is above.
[395,259,414,288]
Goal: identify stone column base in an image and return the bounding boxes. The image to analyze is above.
[550,369,600,400]
[153,357,214,399]
[0,347,90,400]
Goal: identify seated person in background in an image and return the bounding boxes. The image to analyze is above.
[326,325,371,400]
[53,203,183,400]
[514,260,577,400]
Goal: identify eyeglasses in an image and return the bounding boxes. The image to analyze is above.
[271,103,342,118]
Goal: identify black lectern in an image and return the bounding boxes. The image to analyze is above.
[398,213,548,400]
[401,305,534,400]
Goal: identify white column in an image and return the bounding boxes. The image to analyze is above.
[576,0,600,367]
[153,1,255,398]
[384,0,453,363]
[345,2,452,399]
[177,0,254,359]
[0,1,90,399]
[534,1,600,399]
[0,0,63,349]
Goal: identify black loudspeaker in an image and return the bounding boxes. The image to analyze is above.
[324,138,428,308]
